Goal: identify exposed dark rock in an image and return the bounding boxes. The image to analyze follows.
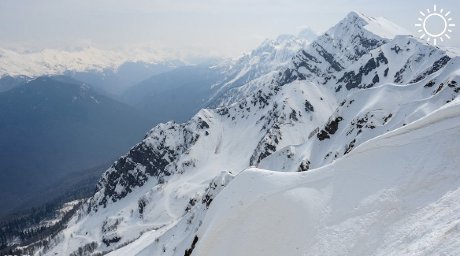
[96,141,174,208]
[185,198,197,213]
[338,52,387,90]
[289,109,299,121]
[383,113,393,123]
[313,43,344,72]
[371,74,380,85]
[410,56,451,83]
[69,242,98,256]
[394,63,408,83]
[391,45,401,54]
[202,194,213,208]
[250,142,277,165]
[317,116,343,141]
[216,107,229,116]
[384,67,389,77]
[197,118,210,129]
[250,89,272,109]
[138,198,147,215]
[298,160,311,172]
[304,100,314,112]
[434,84,444,94]
[102,237,121,247]
[344,139,356,155]
[424,80,436,87]
[184,236,199,256]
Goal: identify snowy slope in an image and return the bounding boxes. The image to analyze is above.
[30,12,460,256]
[194,98,460,256]
[207,28,316,107]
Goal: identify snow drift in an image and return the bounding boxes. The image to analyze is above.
[195,98,460,256]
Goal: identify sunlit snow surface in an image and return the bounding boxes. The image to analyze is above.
[195,99,460,256]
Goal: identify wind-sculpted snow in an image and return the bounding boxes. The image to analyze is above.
[36,12,460,256]
[193,98,460,256]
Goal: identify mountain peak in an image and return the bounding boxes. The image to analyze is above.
[297,27,317,41]
[345,11,371,23]
[340,11,410,39]
[285,11,411,80]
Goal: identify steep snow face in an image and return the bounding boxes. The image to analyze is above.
[0,47,165,78]
[207,28,316,107]
[37,12,460,256]
[194,98,460,256]
[332,36,451,92]
[260,54,460,172]
[358,12,410,39]
[286,11,393,81]
[216,12,409,107]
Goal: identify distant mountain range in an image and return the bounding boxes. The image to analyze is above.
[65,60,184,96]
[122,29,316,122]
[0,75,29,93]
[122,64,224,123]
[0,29,317,219]
[0,47,166,78]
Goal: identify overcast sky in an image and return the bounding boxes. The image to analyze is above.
[0,0,458,58]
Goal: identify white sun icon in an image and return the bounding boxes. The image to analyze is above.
[415,4,455,46]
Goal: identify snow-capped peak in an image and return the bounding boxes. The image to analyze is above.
[276,11,412,86]
[326,11,408,41]
[206,30,316,107]
[341,11,411,39]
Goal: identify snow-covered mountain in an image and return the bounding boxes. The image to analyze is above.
[0,75,29,92]
[19,12,460,256]
[0,47,163,78]
[0,30,315,98]
[0,47,185,96]
[206,28,317,107]
[121,29,316,123]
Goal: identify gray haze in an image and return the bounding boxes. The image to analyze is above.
[0,0,458,58]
